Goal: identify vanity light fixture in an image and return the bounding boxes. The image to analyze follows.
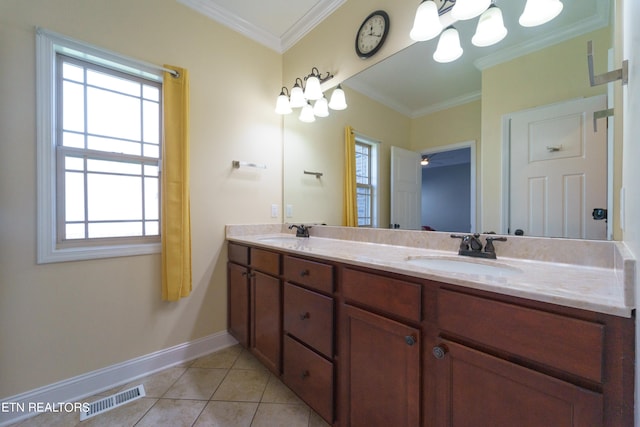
[275,67,347,122]
[411,0,563,62]
[472,4,508,47]
[519,0,564,27]
[434,26,463,63]
[452,0,491,21]
[410,0,443,42]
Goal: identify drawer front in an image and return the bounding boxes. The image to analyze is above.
[250,248,281,276]
[283,256,334,294]
[283,335,334,423]
[342,268,422,322]
[284,283,333,358]
[437,289,604,383]
[228,242,249,265]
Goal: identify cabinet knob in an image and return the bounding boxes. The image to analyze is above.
[404,335,417,346]
[300,312,310,320]
[300,269,310,277]
[301,370,310,379]
[432,345,447,359]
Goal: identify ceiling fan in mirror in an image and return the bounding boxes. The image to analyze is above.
[410,0,564,63]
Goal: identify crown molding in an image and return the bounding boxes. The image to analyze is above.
[474,1,610,71]
[177,0,346,54]
[411,91,482,118]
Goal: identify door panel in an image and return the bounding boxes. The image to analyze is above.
[390,146,422,230]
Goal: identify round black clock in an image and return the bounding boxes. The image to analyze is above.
[355,10,390,59]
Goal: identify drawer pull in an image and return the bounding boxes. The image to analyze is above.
[300,312,310,320]
[432,345,447,359]
[405,335,417,346]
[301,370,310,379]
[300,269,310,277]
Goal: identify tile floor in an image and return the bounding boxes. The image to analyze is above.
[14,345,330,427]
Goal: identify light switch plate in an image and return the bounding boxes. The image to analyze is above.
[271,204,278,218]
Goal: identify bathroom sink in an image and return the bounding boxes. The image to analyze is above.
[405,256,522,277]
[257,236,304,244]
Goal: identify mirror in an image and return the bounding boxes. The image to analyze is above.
[283,0,618,240]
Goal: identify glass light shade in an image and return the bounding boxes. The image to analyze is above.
[433,27,463,63]
[519,0,563,27]
[328,85,347,110]
[274,91,292,115]
[452,0,490,20]
[299,103,316,123]
[313,97,329,117]
[409,0,443,42]
[472,5,508,47]
[289,83,306,108]
[304,75,323,100]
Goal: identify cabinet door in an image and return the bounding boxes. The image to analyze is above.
[341,304,420,427]
[251,271,282,374]
[433,340,603,427]
[227,262,249,347]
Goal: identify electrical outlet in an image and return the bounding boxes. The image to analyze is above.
[271,204,279,218]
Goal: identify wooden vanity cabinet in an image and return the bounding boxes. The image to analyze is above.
[227,243,282,374]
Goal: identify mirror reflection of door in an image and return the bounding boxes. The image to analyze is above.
[421,144,475,233]
[391,143,475,232]
[508,95,608,239]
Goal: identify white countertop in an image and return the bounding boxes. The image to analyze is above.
[226,225,635,317]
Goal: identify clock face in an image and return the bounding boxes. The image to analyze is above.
[355,11,389,59]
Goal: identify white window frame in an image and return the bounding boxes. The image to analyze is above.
[354,135,379,228]
[36,28,163,263]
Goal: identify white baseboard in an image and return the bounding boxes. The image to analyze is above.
[0,331,238,427]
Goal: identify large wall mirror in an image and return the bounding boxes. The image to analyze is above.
[283,0,618,240]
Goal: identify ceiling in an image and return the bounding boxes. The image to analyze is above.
[179,0,609,117]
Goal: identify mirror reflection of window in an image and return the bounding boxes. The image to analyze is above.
[355,138,378,227]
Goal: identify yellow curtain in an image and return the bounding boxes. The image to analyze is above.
[342,126,358,227]
[161,65,192,301]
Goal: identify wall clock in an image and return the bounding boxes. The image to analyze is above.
[355,10,390,59]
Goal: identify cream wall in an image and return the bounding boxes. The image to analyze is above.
[284,86,410,228]
[0,0,282,398]
[481,28,610,234]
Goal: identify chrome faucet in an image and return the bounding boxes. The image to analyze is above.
[288,224,311,238]
[450,233,507,259]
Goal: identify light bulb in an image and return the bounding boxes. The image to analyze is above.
[472,4,508,47]
[519,0,563,27]
[274,89,292,114]
[409,0,443,42]
[289,82,306,108]
[328,85,347,110]
[433,27,463,63]
[313,97,329,117]
[299,103,316,123]
[304,75,323,100]
[452,0,491,20]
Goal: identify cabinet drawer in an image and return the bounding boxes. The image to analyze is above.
[284,283,333,358]
[228,242,249,265]
[283,335,334,423]
[250,248,281,276]
[437,289,604,383]
[343,268,422,322]
[283,256,334,294]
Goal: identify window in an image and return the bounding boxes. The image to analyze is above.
[355,138,378,227]
[37,28,164,263]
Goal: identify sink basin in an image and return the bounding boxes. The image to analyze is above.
[405,256,521,277]
[257,236,304,244]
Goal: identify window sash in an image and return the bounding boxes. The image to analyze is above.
[355,141,374,227]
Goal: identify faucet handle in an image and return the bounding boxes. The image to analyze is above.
[450,234,470,250]
[484,236,507,253]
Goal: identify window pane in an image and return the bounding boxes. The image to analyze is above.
[65,171,85,221]
[143,143,159,158]
[144,177,159,220]
[88,222,143,238]
[65,156,84,171]
[143,100,159,144]
[87,69,140,96]
[63,131,85,148]
[87,158,141,175]
[143,85,159,101]
[87,87,141,140]
[87,174,142,221]
[144,165,159,176]
[65,223,85,239]
[62,62,84,83]
[62,81,85,132]
[88,135,141,156]
[145,220,159,236]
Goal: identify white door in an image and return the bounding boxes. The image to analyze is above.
[390,146,422,230]
[509,95,607,239]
